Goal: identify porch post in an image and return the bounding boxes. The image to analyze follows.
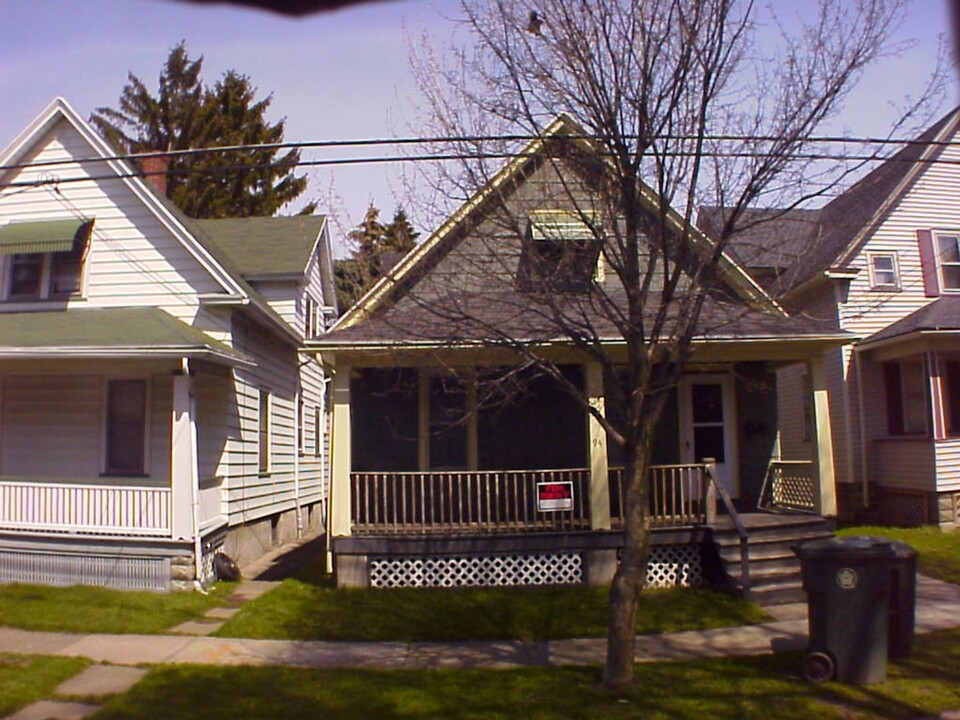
[329,366,353,539]
[585,362,611,530]
[810,356,837,517]
[170,364,196,541]
[926,351,947,440]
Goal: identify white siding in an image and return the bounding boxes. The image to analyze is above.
[776,363,813,461]
[934,438,960,492]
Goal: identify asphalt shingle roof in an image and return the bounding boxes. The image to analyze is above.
[862,296,960,346]
[193,216,324,277]
[0,307,249,364]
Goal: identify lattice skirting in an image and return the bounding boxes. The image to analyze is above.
[366,543,703,589]
[877,488,930,527]
[0,549,170,592]
[370,552,582,588]
[644,543,702,588]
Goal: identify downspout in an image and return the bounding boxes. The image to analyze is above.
[854,346,870,508]
[322,374,334,575]
[294,386,302,538]
[183,358,204,587]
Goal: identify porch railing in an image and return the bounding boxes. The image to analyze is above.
[0,480,172,537]
[351,469,590,534]
[608,464,711,528]
[757,460,817,513]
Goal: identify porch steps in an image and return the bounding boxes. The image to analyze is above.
[709,514,834,606]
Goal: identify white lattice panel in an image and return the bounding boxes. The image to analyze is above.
[644,544,702,588]
[370,552,582,588]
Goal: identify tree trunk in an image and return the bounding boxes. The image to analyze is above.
[603,451,652,691]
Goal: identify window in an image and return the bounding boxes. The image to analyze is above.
[516,209,601,293]
[105,379,147,475]
[1,220,91,301]
[304,296,317,339]
[258,389,271,474]
[936,232,960,291]
[946,361,960,436]
[868,253,899,290]
[884,360,927,436]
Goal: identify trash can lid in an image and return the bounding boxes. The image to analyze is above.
[887,539,918,559]
[793,535,897,561]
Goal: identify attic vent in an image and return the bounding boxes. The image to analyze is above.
[517,210,602,292]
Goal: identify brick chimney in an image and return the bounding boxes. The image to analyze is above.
[139,155,170,196]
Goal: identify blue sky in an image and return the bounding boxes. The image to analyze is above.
[0,0,955,253]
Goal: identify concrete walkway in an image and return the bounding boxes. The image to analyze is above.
[3,573,960,719]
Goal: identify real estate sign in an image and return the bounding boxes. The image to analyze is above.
[537,481,574,512]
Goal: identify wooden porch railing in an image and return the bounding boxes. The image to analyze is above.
[608,464,712,528]
[0,480,172,537]
[757,460,817,513]
[350,469,591,534]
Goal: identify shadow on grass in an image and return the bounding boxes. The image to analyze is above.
[90,629,960,720]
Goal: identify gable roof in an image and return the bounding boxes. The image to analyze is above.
[713,108,960,295]
[333,114,782,333]
[1,97,326,341]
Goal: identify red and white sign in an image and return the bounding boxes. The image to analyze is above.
[537,481,574,512]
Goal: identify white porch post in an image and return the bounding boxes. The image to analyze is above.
[585,361,611,530]
[170,362,197,541]
[810,355,837,517]
[329,366,353,539]
[926,351,947,440]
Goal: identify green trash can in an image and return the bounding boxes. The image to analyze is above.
[887,540,918,659]
[793,536,896,684]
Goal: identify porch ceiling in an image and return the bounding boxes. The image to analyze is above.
[0,307,252,366]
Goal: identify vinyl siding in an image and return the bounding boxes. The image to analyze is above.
[776,363,813,461]
[934,438,960,492]
[872,438,935,491]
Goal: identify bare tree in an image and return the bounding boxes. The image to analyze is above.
[402,0,942,690]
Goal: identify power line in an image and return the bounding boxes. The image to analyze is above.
[5,147,960,192]
[0,130,955,176]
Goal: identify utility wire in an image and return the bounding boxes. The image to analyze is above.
[0,131,953,175]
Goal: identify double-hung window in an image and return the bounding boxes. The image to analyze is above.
[105,379,147,475]
[936,232,960,291]
[884,360,927,436]
[868,252,899,290]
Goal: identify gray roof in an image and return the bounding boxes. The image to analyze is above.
[703,108,960,294]
[862,296,960,346]
[0,307,250,365]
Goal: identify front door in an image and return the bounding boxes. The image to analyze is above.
[679,374,738,496]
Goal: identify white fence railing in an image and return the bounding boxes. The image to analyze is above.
[0,480,172,537]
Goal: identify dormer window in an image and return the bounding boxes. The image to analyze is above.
[0,219,92,301]
[516,209,601,292]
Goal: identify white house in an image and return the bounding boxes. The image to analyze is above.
[0,98,337,590]
[709,108,960,529]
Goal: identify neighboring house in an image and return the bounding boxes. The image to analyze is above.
[307,116,845,600]
[707,108,960,529]
[0,98,337,591]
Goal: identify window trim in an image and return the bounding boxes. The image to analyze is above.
[867,252,900,290]
[934,231,960,293]
[102,377,150,477]
[885,359,929,437]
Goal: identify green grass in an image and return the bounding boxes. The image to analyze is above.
[837,525,960,585]
[0,582,233,634]
[0,654,88,717]
[91,626,960,720]
[217,581,768,642]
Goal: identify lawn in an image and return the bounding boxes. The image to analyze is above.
[90,626,960,720]
[216,581,768,642]
[0,654,88,717]
[0,582,232,634]
[837,525,960,585]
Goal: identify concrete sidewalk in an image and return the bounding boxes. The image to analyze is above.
[2,574,959,672]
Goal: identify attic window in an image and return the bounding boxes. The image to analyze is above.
[517,210,601,292]
[0,219,93,301]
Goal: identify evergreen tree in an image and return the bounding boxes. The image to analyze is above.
[90,41,309,218]
[334,204,419,312]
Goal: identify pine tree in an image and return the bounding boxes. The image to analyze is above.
[90,42,309,219]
